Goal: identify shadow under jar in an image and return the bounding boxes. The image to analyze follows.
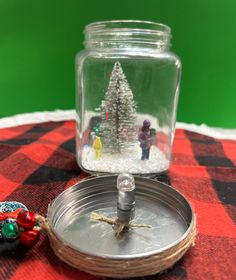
[76,20,181,176]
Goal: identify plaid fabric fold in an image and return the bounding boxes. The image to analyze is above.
[0,121,235,280]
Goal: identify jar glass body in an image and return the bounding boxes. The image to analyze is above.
[76,21,181,175]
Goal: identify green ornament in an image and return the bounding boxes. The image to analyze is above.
[2,222,19,239]
[93,124,100,136]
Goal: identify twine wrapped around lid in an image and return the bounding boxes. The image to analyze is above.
[37,214,197,278]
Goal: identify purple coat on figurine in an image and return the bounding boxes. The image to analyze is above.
[138,120,152,160]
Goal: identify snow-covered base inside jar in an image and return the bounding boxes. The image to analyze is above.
[81,144,169,174]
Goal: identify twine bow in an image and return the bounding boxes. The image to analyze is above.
[90,212,152,237]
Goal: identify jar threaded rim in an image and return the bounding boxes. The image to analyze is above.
[84,20,171,50]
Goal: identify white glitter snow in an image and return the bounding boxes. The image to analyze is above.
[81,143,169,174]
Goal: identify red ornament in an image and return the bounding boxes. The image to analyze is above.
[0,208,24,221]
[20,229,40,246]
[0,213,7,221]
[16,210,36,229]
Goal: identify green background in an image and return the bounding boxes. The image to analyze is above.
[0,0,235,128]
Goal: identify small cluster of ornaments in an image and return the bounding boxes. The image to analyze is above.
[0,201,40,246]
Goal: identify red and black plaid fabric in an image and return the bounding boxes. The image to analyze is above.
[0,121,235,280]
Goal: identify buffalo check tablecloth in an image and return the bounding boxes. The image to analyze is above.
[0,119,235,280]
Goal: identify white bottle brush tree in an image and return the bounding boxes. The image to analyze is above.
[99,62,137,153]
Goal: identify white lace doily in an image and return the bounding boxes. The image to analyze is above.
[0,110,235,140]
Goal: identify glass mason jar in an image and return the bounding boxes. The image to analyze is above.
[76,20,181,175]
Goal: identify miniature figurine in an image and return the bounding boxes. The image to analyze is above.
[138,120,152,160]
[93,136,102,160]
[150,128,157,146]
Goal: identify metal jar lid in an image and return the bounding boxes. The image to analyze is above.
[48,176,195,260]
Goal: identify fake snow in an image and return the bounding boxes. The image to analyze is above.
[81,144,169,174]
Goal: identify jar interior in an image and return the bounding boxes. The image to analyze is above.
[76,54,180,175]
